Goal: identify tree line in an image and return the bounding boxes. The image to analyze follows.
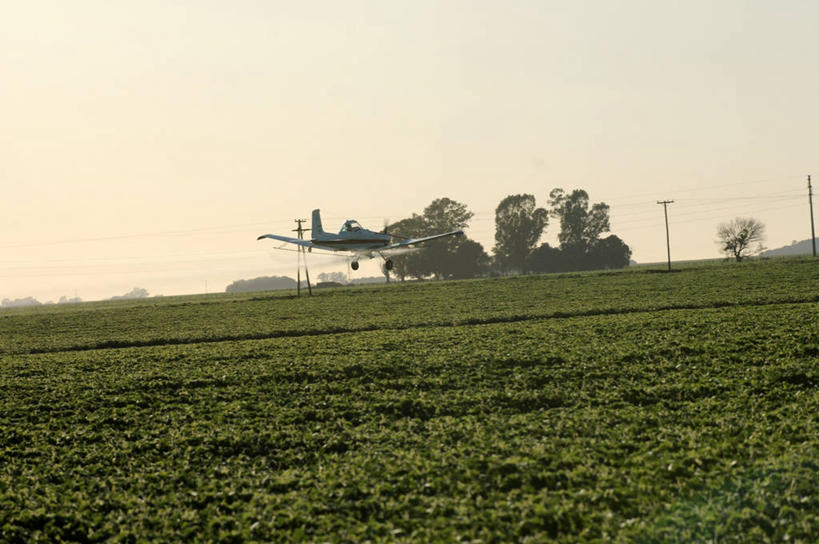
[387,189,632,281]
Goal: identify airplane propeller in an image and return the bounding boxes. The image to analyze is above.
[382,219,410,241]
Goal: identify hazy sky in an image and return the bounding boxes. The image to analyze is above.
[2,1,817,302]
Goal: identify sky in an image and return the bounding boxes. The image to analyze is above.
[2,0,817,302]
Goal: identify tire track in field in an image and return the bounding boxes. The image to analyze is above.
[17,296,818,356]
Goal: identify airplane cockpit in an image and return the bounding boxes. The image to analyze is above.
[339,220,363,234]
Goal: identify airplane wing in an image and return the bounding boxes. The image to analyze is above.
[382,230,464,250]
[257,234,317,249]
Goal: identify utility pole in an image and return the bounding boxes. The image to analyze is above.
[809,175,816,257]
[657,200,674,272]
[293,219,312,296]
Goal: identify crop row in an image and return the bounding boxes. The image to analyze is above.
[2,257,818,356]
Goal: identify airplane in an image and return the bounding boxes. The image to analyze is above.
[257,209,464,271]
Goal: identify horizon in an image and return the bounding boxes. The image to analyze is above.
[3,1,817,302]
[3,248,815,307]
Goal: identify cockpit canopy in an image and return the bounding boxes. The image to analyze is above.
[339,220,363,234]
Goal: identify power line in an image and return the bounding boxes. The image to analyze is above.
[593,175,804,207]
[0,221,276,250]
[0,249,268,270]
[613,203,807,236]
[611,198,807,229]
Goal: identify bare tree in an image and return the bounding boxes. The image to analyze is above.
[717,217,766,261]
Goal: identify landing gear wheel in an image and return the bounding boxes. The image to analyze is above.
[351,261,359,271]
[385,259,393,271]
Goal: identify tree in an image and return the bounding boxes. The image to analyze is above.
[1,297,42,308]
[548,188,610,250]
[525,243,567,274]
[493,194,548,273]
[109,288,150,300]
[443,239,491,279]
[524,191,629,274]
[388,214,430,281]
[527,234,631,274]
[225,276,296,293]
[317,272,347,284]
[422,197,473,234]
[588,235,632,269]
[419,197,475,279]
[717,217,765,261]
[388,198,475,280]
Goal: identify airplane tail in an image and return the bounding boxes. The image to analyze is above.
[311,209,325,237]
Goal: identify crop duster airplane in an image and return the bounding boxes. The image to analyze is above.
[257,209,464,271]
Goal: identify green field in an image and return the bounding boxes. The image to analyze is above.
[2,258,818,542]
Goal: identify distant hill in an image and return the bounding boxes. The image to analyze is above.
[762,238,817,257]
